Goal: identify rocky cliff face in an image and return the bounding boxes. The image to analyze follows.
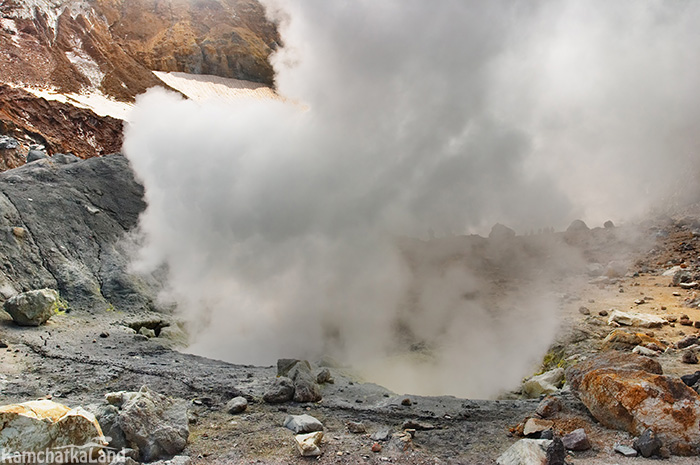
[0,154,160,313]
[0,0,277,164]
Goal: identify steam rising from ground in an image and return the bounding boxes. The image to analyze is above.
[124,1,700,398]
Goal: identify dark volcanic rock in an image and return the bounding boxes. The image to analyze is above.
[0,154,161,312]
[634,428,662,458]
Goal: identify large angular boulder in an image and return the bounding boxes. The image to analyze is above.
[0,400,106,463]
[105,386,189,462]
[3,288,60,326]
[566,352,700,455]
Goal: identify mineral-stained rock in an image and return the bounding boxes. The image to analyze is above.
[0,400,106,462]
[523,418,554,437]
[566,352,700,455]
[283,414,324,434]
[287,361,322,403]
[3,288,60,326]
[535,396,562,418]
[346,421,366,434]
[105,386,189,461]
[294,431,323,457]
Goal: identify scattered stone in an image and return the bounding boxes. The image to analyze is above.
[3,288,60,326]
[0,400,106,459]
[539,429,554,440]
[680,282,698,289]
[104,386,189,462]
[295,431,323,457]
[100,331,109,338]
[225,397,248,414]
[0,135,19,150]
[598,310,608,317]
[523,418,554,437]
[673,291,682,297]
[277,359,309,377]
[605,261,628,278]
[496,439,565,465]
[607,309,666,328]
[521,368,565,398]
[680,371,700,386]
[26,149,48,163]
[288,362,322,403]
[682,351,698,364]
[263,377,294,404]
[663,266,682,277]
[578,306,590,315]
[567,219,589,232]
[535,396,562,419]
[489,223,516,240]
[346,421,366,434]
[0,340,7,349]
[634,428,662,458]
[315,367,333,384]
[680,317,693,326]
[566,351,700,455]
[401,420,435,431]
[666,315,678,322]
[283,414,323,434]
[52,153,80,164]
[673,270,694,286]
[11,227,26,238]
[562,428,591,451]
[371,429,391,441]
[634,298,645,305]
[401,397,412,406]
[614,444,638,457]
[604,220,615,228]
[138,326,156,338]
[602,330,642,350]
[371,442,382,453]
[633,345,659,357]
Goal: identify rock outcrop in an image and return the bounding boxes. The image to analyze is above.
[0,154,161,312]
[566,351,700,455]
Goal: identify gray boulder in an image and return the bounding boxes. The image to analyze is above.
[283,414,323,434]
[26,150,48,163]
[262,377,294,404]
[225,396,248,414]
[289,363,322,403]
[52,153,81,164]
[105,386,189,462]
[3,288,60,326]
[0,136,18,150]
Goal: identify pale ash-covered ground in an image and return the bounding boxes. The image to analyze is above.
[2,182,700,463]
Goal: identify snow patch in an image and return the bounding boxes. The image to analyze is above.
[65,37,104,88]
[153,71,280,102]
[16,84,133,120]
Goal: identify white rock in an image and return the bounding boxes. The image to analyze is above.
[496,439,552,465]
[607,310,667,328]
[662,266,682,277]
[0,400,106,464]
[283,414,323,434]
[633,345,659,357]
[680,282,698,289]
[521,368,564,399]
[3,288,60,326]
[294,431,323,457]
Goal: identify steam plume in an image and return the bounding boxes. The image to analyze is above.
[124,0,700,398]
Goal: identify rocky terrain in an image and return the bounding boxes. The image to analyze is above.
[0,0,277,162]
[2,155,700,463]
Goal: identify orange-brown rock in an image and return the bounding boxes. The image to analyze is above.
[566,352,700,455]
[602,329,667,351]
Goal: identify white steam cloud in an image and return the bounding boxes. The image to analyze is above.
[124,0,700,398]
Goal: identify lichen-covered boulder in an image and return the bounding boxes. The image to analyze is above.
[0,400,106,463]
[566,352,700,455]
[3,289,60,326]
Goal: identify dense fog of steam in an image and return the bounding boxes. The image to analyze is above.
[124,0,700,398]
